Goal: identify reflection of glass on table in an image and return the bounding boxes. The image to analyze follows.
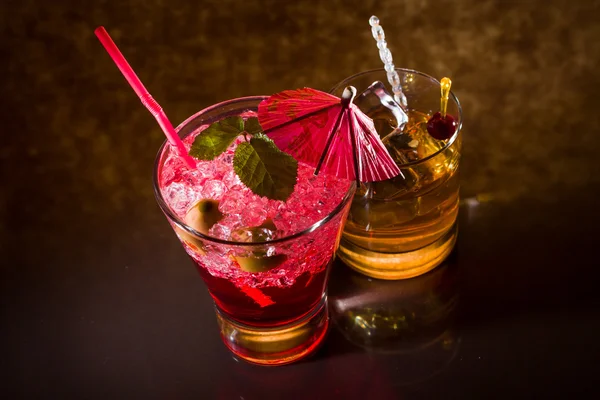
[329,250,460,383]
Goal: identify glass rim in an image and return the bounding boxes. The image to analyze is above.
[330,67,463,168]
[152,95,357,247]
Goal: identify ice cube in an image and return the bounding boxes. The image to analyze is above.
[354,81,408,139]
[368,173,418,201]
[230,219,287,273]
[230,218,277,242]
[368,130,422,202]
[404,112,444,157]
[376,108,450,201]
[164,182,201,216]
[382,130,420,164]
[349,188,418,229]
[201,179,226,199]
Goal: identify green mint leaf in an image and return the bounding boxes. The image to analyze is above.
[244,117,263,136]
[233,135,298,201]
[189,116,244,160]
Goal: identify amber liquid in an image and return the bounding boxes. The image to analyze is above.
[339,111,461,279]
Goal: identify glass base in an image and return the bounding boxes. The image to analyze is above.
[338,223,457,280]
[215,296,329,366]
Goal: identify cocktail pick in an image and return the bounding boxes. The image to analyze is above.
[426,77,457,140]
[94,27,196,168]
[440,77,452,117]
[369,16,407,108]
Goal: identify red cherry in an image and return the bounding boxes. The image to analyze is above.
[426,112,457,140]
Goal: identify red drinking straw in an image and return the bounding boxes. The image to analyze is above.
[94,26,196,168]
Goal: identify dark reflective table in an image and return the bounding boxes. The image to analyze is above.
[2,0,600,398]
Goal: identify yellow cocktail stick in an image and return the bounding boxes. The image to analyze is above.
[440,77,452,118]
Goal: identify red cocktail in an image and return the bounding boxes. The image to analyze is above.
[153,97,354,365]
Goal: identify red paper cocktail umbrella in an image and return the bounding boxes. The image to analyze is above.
[258,87,400,183]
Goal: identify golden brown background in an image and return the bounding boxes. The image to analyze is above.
[2,0,600,397]
[3,0,600,228]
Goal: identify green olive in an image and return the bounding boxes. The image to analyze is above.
[174,199,223,254]
[185,199,223,234]
[236,253,287,273]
